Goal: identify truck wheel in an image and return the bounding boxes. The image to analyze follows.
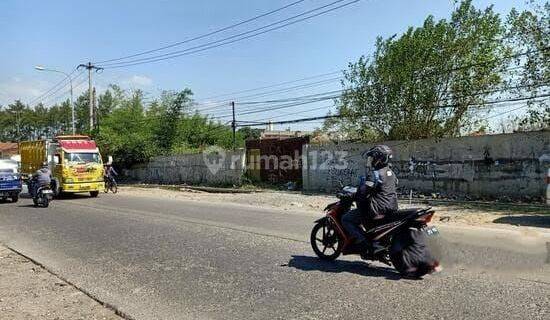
[90,191,99,198]
[11,195,19,203]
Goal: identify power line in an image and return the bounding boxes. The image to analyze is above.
[197,70,341,101]
[208,79,549,120]
[197,50,546,114]
[237,115,338,127]
[94,0,308,64]
[98,0,362,69]
[236,93,550,128]
[41,75,89,107]
[251,104,336,122]
[28,68,79,106]
[210,93,341,119]
[31,71,86,107]
[195,76,341,111]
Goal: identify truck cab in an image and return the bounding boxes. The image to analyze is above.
[20,135,105,197]
[0,159,22,202]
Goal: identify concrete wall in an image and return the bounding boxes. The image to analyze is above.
[303,131,550,200]
[126,149,246,186]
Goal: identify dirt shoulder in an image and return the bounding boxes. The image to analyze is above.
[120,185,550,232]
[0,245,122,320]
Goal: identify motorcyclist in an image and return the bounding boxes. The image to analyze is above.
[342,145,398,254]
[31,161,52,197]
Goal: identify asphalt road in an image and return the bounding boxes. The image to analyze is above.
[0,193,548,320]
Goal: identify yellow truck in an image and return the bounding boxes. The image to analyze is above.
[20,135,105,197]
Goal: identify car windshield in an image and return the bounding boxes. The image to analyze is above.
[64,152,100,164]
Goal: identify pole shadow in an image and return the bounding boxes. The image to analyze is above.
[284,255,402,280]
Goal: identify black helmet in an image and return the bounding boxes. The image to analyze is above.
[362,145,392,169]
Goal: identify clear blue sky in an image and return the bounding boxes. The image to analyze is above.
[0,0,530,130]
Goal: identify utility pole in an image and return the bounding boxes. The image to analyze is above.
[77,62,103,132]
[92,87,97,131]
[231,101,236,151]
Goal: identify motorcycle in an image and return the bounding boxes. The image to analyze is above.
[104,176,118,194]
[28,179,54,208]
[310,186,441,278]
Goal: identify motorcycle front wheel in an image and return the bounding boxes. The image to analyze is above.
[310,220,343,261]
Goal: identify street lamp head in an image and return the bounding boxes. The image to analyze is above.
[34,65,45,71]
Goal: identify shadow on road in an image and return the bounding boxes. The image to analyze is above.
[493,215,550,228]
[17,204,38,208]
[55,193,94,200]
[284,255,402,280]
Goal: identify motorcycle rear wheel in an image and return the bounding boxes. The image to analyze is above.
[41,195,49,208]
[310,220,342,260]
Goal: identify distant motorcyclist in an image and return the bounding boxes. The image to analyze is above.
[342,145,398,254]
[31,161,51,197]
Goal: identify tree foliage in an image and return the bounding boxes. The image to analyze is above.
[0,86,242,168]
[325,0,506,141]
[504,1,549,131]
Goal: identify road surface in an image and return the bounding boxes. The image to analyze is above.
[0,193,548,319]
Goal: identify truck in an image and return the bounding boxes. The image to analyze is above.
[0,159,22,202]
[19,135,105,197]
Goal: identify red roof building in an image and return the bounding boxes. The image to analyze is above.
[0,142,18,159]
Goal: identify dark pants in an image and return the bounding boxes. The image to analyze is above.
[342,208,366,243]
[30,180,49,198]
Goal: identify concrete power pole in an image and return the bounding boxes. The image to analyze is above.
[231,101,236,151]
[92,87,97,131]
[77,62,103,132]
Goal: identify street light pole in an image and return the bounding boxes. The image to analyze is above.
[34,66,75,134]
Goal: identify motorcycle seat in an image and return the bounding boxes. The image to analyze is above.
[364,208,430,228]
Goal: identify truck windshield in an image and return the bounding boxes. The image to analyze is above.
[64,152,100,164]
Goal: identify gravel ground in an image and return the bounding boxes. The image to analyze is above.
[0,245,122,320]
[121,186,549,230]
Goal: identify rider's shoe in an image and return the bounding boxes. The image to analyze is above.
[348,239,370,254]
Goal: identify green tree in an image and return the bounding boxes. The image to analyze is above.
[97,89,156,168]
[237,127,263,141]
[150,89,194,152]
[326,0,507,141]
[505,1,549,130]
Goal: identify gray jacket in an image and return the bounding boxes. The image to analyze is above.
[33,168,51,186]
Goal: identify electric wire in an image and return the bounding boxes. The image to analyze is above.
[98,0,362,69]
[93,0,308,64]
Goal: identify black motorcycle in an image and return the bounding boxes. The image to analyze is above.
[29,179,54,208]
[311,186,441,278]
